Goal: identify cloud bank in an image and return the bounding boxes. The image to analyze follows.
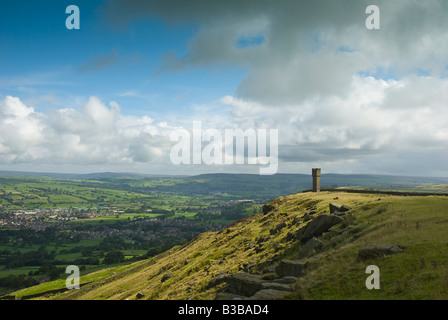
[0,96,172,169]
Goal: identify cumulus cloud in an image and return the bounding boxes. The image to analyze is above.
[0,96,173,168]
[222,74,448,175]
[106,0,448,103]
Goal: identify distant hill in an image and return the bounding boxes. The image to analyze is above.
[0,171,175,180]
[1,170,448,201]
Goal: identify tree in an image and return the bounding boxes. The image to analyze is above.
[103,250,124,264]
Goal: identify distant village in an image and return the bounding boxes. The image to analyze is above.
[0,205,231,243]
[0,207,120,228]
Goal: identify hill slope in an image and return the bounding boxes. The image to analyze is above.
[7,191,448,300]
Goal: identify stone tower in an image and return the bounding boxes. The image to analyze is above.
[312,168,321,192]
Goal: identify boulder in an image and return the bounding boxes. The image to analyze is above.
[298,237,323,259]
[215,293,247,300]
[329,203,352,214]
[273,276,298,284]
[248,289,291,300]
[261,282,293,292]
[161,272,173,283]
[224,273,265,297]
[136,292,145,299]
[262,204,275,215]
[357,243,404,261]
[296,214,343,242]
[270,222,287,235]
[275,260,308,278]
[205,272,228,289]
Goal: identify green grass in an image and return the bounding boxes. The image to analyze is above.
[291,195,448,300]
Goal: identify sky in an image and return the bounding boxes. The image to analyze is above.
[0,0,447,176]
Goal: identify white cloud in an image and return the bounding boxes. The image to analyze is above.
[0,96,174,168]
[222,74,448,175]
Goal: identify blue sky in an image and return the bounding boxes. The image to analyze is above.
[0,1,242,117]
[1,1,448,177]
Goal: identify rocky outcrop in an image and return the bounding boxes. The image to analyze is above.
[247,289,291,300]
[296,214,343,242]
[275,260,308,278]
[262,203,276,215]
[215,203,354,301]
[216,268,300,300]
[270,222,287,235]
[161,273,173,283]
[298,237,323,259]
[224,273,265,297]
[357,243,404,261]
[329,203,352,214]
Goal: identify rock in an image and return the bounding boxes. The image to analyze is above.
[273,276,298,284]
[262,204,275,215]
[329,203,352,214]
[215,293,247,300]
[303,214,313,222]
[206,272,228,289]
[261,282,293,292]
[341,226,362,236]
[270,222,287,235]
[296,214,343,242]
[161,273,173,283]
[136,292,145,299]
[357,243,404,261]
[256,236,267,244]
[275,260,308,278]
[248,289,291,300]
[225,273,265,297]
[298,237,323,259]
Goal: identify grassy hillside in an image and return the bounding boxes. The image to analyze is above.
[6,191,448,300]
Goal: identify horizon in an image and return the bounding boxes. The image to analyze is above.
[1,169,448,180]
[1,1,447,177]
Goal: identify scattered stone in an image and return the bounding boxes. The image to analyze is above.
[261,273,279,281]
[261,282,293,292]
[341,226,362,236]
[291,216,302,225]
[206,272,229,289]
[262,204,275,215]
[357,243,405,261]
[296,214,343,242]
[248,289,291,300]
[161,273,173,283]
[298,237,323,259]
[303,214,313,222]
[215,293,247,300]
[256,236,267,244]
[270,222,287,235]
[273,276,298,284]
[329,203,352,214]
[225,273,265,297]
[275,260,308,278]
